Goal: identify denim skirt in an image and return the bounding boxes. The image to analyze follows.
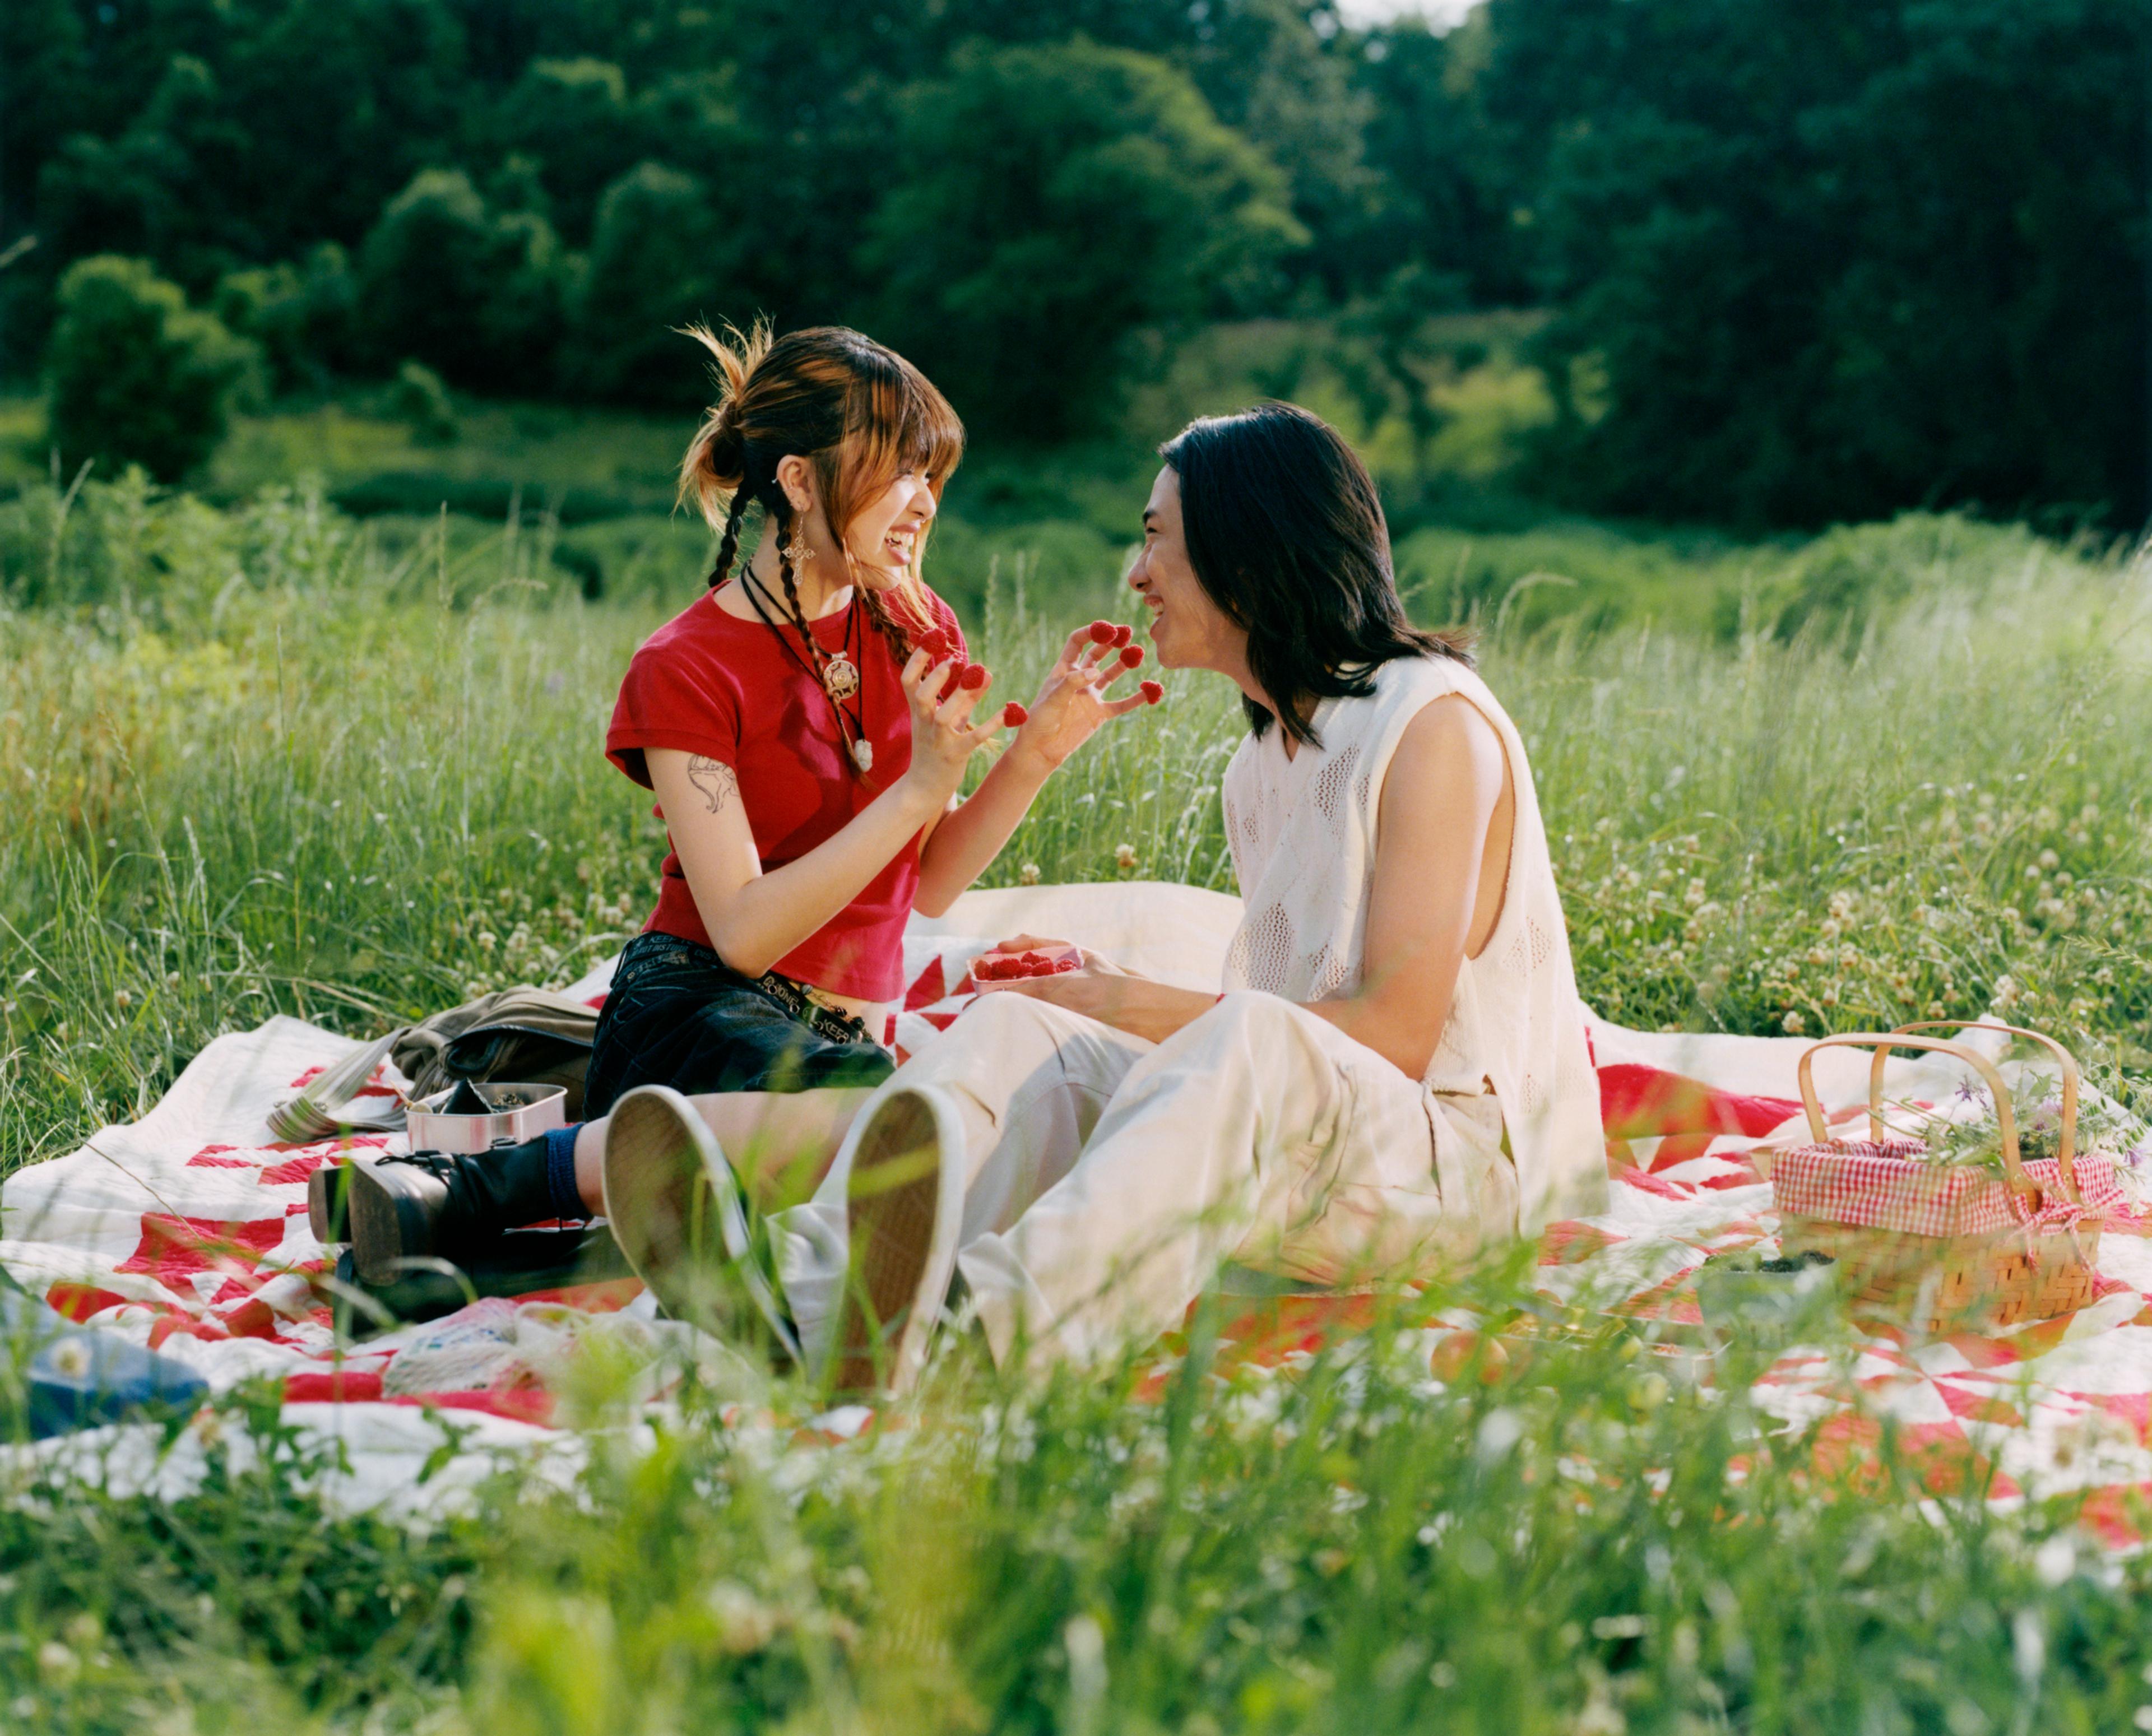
[581,931,896,1118]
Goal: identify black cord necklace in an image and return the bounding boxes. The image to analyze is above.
[741,572,875,773]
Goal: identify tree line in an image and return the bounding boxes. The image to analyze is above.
[3,0,2144,527]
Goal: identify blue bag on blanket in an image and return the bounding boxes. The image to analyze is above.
[0,1264,208,1439]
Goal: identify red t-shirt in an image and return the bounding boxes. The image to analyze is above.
[605,584,964,1001]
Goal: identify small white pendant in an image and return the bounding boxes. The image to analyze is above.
[852,739,874,773]
[823,654,861,702]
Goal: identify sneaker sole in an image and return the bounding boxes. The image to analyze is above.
[830,1088,958,1398]
[601,1086,799,1362]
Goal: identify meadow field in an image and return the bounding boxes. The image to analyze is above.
[3,467,2151,1730]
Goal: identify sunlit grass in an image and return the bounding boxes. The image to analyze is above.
[2,473,2151,1728]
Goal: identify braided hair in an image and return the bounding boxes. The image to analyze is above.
[678,319,964,680]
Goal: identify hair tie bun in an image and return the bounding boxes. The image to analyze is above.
[703,412,748,489]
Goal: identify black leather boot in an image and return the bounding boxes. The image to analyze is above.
[345,1134,572,1286]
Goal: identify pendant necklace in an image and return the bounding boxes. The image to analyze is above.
[744,575,874,773]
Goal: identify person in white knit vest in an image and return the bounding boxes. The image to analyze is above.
[599,402,1608,1393]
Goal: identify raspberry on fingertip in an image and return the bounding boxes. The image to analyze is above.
[959,662,989,691]
[1117,644,1145,669]
[1139,679,1164,704]
[1001,701,1028,727]
[1087,620,1117,646]
[1111,624,1133,648]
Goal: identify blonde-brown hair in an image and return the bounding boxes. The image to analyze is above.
[679,320,964,669]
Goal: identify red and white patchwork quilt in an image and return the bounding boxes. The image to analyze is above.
[5,884,2150,1533]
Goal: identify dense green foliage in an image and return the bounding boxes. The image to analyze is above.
[3,0,2143,519]
[1492,0,2151,528]
[2,478,2151,1726]
[44,255,259,482]
[865,38,1304,438]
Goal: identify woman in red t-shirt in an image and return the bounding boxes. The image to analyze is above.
[342,322,1153,1289]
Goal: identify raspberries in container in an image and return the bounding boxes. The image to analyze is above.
[970,943,1083,989]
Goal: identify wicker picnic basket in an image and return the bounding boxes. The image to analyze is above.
[1771,1023,2122,1332]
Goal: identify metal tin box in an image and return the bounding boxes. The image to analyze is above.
[403,1082,568,1155]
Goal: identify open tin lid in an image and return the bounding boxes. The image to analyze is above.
[404,1081,568,1155]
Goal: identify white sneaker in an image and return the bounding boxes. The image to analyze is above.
[600,1085,800,1365]
[827,1084,964,1398]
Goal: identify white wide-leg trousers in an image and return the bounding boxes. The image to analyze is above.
[772,991,1516,1374]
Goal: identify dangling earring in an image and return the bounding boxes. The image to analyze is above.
[781,520,814,574]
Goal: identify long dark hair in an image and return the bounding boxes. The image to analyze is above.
[1160,402,1470,747]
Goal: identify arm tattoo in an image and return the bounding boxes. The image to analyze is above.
[687,755,738,815]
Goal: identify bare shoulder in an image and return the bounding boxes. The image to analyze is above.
[1390,693,1506,792]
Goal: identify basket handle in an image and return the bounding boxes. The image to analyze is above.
[1885,1021,2081,1204]
[1796,1032,2034,1205]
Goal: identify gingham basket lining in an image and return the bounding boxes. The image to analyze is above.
[1772,1140,2124,1238]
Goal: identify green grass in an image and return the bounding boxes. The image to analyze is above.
[2,472,2151,1729]
[0,310,1588,628]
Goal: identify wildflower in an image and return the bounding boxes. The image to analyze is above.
[2038,848,2060,870]
[114,989,133,1009]
[704,1581,784,1654]
[475,931,497,951]
[1018,862,1041,886]
[1782,1010,1807,1034]
[1114,843,1138,872]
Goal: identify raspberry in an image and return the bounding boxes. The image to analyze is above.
[1117,645,1144,669]
[959,662,989,691]
[1001,702,1028,727]
[1139,679,1163,704]
[1111,624,1133,648]
[1087,620,1117,645]
[917,628,950,659]
[1053,957,1079,973]
[1020,950,1046,968]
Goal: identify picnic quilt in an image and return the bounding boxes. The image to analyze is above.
[6,883,2151,1535]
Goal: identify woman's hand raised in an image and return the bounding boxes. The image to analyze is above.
[897,649,1001,809]
[1005,621,1158,771]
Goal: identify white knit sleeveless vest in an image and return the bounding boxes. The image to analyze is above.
[1220,655,1608,1233]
